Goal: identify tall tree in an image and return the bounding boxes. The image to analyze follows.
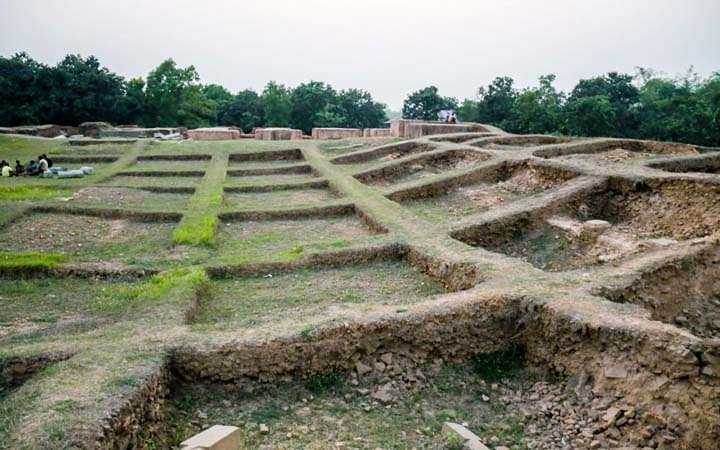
[219,89,264,132]
[45,54,125,125]
[508,74,564,134]
[290,81,336,133]
[115,77,146,125]
[402,86,457,120]
[0,52,45,125]
[202,84,234,126]
[261,81,292,127]
[566,72,639,136]
[564,95,615,136]
[144,59,213,128]
[334,88,387,128]
[476,76,518,127]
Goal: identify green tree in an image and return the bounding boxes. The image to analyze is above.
[564,95,615,136]
[314,106,346,128]
[261,81,292,127]
[476,76,517,128]
[457,99,480,123]
[508,74,564,134]
[0,52,45,125]
[219,89,264,132]
[402,86,457,120]
[334,88,387,128]
[635,71,718,145]
[202,84,234,125]
[46,54,125,125]
[566,72,639,136]
[290,81,336,133]
[115,77,146,125]
[144,59,213,128]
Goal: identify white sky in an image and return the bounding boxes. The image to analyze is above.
[1,0,718,109]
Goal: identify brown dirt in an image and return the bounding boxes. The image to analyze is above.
[0,213,173,254]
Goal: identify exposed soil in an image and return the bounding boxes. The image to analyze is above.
[361,150,492,187]
[161,354,661,450]
[224,189,340,210]
[573,180,720,240]
[216,216,379,264]
[407,165,574,223]
[68,187,190,210]
[0,212,174,256]
[191,261,446,333]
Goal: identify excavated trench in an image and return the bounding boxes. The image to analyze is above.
[454,177,720,271]
[355,148,493,187]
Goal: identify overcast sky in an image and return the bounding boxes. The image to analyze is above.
[1,0,718,109]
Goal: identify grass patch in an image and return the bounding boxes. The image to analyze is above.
[173,215,218,246]
[90,267,209,315]
[0,186,70,201]
[0,251,66,270]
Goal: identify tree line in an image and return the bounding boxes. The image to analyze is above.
[402,71,720,146]
[2,52,718,145]
[0,53,388,133]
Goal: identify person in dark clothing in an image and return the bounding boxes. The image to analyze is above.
[26,160,39,176]
[41,154,53,168]
[14,160,24,176]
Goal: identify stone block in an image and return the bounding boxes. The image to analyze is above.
[442,422,490,450]
[311,128,362,140]
[187,127,241,141]
[363,128,393,137]
[255,127,303,140]
[180,425,241,450]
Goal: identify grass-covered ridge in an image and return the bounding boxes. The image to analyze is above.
[0,186,71,201]
[0,251,67,270]
[173,156,227,247]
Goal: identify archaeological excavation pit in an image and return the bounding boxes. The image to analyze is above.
[214,214,387,264]
[222,187,342,210]
[601,243,720,339]
[472,135,574,150]
[0,211,178,266]
[647,152,720,175]
[533,139,700,163]
[66,186,193,210]
[2,128,719,450]
[453,178,720,272]
[132,154,212,172]
[397,161,578,224]
[355,148,493,187]
[159,347,607,450]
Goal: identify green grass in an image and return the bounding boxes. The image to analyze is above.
[191,261,446,333]
[90,267,209,315]
[173,215,218,246]
[0,251,66,270]
[0,186,71,201]
[173,156,226,247]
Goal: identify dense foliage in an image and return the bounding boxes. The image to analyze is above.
[0,53,387,133]
[1,52,717,145]
[448,71,720,146]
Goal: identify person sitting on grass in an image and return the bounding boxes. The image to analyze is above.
[37,155,49,173]
[14,160,24,176]
[26,159,39,176]
[1,160,13,177]
[42,154,53,168]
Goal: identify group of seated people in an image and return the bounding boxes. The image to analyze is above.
[1,154,53,177]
